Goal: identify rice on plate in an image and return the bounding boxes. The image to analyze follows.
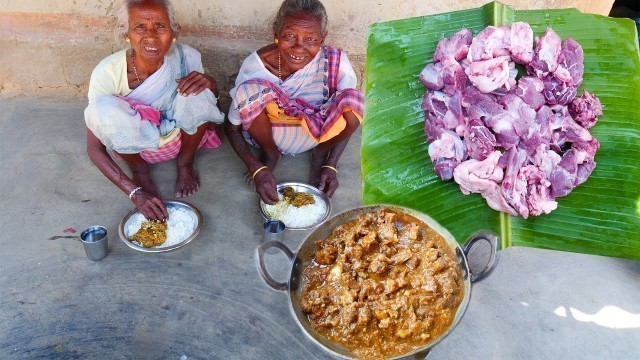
[262,193,328,228]
[125,206,197,248]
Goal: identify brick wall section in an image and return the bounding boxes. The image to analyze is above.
[0,12,365,106]
[0,0,613,100]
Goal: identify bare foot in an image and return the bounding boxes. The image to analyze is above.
[132,167,160,198]
[175,164,200,197]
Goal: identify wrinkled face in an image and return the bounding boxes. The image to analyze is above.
[276,12,326,72]
[127,1,173,62]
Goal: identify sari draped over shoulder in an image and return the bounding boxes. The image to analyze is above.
[231,45,364,154]
[84,44,225,157]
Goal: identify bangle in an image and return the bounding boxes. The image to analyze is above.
[128,186,142,199]
[321,165,338,173]
[252,165,269,180]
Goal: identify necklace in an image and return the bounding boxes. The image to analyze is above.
[277,52,282,84]
[130,49,141,85]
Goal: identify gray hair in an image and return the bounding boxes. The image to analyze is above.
[114,0,180,46]
[272,0,328,36]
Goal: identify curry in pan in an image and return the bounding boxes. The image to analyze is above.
[300,209,464,359]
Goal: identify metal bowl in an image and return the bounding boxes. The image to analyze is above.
[257,204,498,359]
[259,182,331,230]
[118,200,203,253]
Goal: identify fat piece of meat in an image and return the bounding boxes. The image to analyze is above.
[435,28,473,62]
[453,151,517,216]
[521,165,557,216]
[509,22,534,64]
[465,55,512,93]
[453,150,504,194]
[468,26,510,62]
[532,144,562,179]
[428,130,467,181]
[528,28,562,77]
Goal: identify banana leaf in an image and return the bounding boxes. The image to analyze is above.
[362,1,640,259]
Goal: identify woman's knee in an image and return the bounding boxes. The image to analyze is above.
[181,122,209,138]
[246,109,272,138]
[341,111,361,134]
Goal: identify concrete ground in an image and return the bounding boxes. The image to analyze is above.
[1,98,639,359]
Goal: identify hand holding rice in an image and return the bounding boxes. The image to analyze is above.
[126,206,197,248]
[262,187,327,228]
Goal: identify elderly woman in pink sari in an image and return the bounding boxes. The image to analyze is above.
[84,0,224,220]
[225,0,364,204]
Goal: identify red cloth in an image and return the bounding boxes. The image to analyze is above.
[111,128,222,164]
[116,96,161,126]
[112,96,222,164]
[140,128,222,164]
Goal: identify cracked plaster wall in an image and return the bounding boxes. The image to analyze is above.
[0,0,613,102]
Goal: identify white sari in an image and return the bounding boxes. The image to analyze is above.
[84,44,224,154]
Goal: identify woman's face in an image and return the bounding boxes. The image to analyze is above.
[276,12,326,72]
[127,1,173,62]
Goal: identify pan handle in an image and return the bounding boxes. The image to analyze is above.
[463,231,499,283]
[256,241,295,291]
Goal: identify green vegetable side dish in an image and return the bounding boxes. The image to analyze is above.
[362,2,640,259]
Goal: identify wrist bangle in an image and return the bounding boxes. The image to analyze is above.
[252,165,269,180]
[321,165,338,173]
[128,186,142,199]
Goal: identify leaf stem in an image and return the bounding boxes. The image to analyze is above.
[500,211,511,250]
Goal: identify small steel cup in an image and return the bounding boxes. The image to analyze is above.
[263,219,285,254]
[80,226,109,261]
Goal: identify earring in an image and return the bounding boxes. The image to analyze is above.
[172,38,176,43]
[274,38,279,44]
[126,38,130,43]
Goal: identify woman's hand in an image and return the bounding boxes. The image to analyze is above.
[254,168,280,205]
[131,190,169,221]
[316,167,339,197]
[176,71,218,97]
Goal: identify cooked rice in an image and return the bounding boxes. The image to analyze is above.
[125,207,197,248]
[263,194,327,228]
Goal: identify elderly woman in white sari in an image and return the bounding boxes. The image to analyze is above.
[225,0,364,205]
[84,0,224,220]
